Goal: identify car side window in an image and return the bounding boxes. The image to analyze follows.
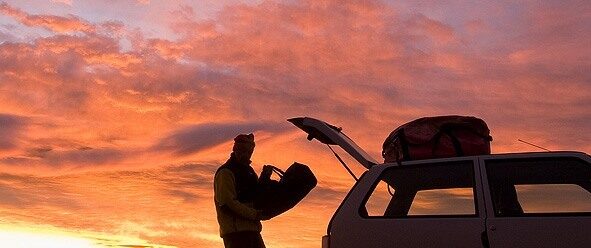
[486,157,591,216]
[362,161,477,218]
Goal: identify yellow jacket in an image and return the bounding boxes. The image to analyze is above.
[214,167,262,237]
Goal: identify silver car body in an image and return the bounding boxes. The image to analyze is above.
[289,117,591,248]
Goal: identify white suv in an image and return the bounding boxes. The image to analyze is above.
[289,117,591,248]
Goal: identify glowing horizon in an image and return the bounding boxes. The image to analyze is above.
[0,223,176,248]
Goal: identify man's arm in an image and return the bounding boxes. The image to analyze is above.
[214,169,260,220]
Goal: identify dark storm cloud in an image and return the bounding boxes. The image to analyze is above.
[153,122,288,156]
[1,147,127,167]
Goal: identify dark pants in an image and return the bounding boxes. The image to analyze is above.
[222,231,266,248]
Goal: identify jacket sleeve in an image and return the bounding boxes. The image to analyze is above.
[214,168,259,220]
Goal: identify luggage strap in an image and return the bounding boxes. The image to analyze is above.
[432,127,464,157]
[327,144,359,181]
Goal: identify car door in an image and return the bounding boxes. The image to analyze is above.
[481,153,591,248]
[329,158,487,248]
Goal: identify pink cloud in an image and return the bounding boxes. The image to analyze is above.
[407,13,455,44]
[465,19,488,34]
[51,0,73,6]
[0,2,95,33]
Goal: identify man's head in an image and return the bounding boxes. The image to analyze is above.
[232,133,255,164]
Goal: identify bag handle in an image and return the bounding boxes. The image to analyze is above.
[260,165,283,182]
[270,166,284,178]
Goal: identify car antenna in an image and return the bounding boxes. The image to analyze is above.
[517,139,551,152]
[326,144,359,181]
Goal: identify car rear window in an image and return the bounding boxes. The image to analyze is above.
[362,161,477,218]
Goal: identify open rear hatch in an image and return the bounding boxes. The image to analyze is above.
[288,117,378,169]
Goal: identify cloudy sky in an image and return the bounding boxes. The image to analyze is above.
[0,0,589,247]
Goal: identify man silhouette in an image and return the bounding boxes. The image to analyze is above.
[214,133,269,248]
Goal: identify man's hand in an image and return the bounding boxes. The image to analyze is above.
[259,164,274,182]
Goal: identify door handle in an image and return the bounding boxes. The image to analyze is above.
[489,225,496,231]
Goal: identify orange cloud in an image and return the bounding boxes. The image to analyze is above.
[0,0,588,172]
[0,0,588,169]
[0,1,589,247]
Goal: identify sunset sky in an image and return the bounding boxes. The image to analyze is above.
[0,0,590,247]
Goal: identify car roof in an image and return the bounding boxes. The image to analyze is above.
[377,151,590,168]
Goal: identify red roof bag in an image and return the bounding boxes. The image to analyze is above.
[382,116,492,162]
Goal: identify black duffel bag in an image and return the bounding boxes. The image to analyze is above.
[254,162,317,219]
